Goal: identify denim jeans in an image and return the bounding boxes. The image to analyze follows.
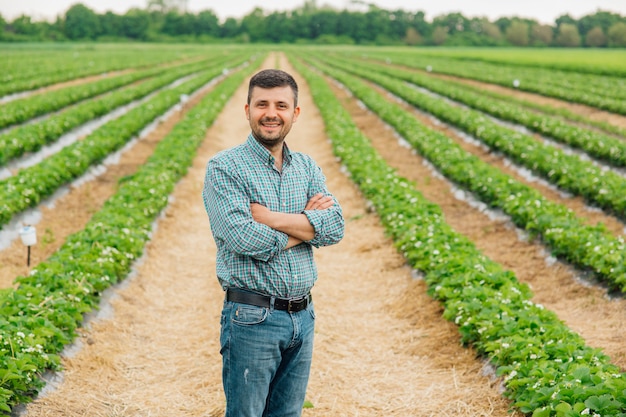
[220,299,315,417]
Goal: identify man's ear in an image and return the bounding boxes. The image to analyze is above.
[245,103,250,120]
[293,105,301,122]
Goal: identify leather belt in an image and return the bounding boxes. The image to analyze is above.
[226,288,311,313]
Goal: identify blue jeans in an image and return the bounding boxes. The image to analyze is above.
[220,299,315,417]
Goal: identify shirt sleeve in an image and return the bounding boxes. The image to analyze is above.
[202,157,289,261]
[302,162,345,248]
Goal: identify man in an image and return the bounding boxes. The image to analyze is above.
[202,69,344,417]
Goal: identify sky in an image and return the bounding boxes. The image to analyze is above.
[1,0,625,24]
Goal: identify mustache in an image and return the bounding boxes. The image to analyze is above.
[261,117,281,124]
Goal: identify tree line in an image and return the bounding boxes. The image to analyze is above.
[2,0,626,47]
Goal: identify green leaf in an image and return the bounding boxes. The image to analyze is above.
[532,407,551,417]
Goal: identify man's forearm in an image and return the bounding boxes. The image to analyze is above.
[286,235,304,249]
[261,211,315,242]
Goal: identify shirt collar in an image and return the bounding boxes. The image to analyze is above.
[246,133,292,167]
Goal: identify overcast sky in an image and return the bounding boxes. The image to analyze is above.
[1,0,625,24]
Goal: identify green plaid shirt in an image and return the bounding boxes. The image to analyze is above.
[202,134,344,298]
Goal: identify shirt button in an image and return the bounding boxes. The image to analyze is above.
[293,275,298,279]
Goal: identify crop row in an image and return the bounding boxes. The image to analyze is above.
[0,56,250,230]
[0,53,245,167]
[406,48,626,78]
[317,54,626,227]
[342,51,626,140]
[0,44,210,97]
[0,52,261,413]
[0,57,222,129]
[307,55,626,293]
[330,54,626,170]
[449,78,626,140]
[290,53,626,417]
[354,51,626,115]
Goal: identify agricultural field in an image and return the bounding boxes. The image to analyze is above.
[0,43,625,416]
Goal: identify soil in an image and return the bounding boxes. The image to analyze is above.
[5,52,624,416]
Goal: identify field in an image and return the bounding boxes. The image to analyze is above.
[1,43,626,416]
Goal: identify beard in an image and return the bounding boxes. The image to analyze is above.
[251,117,289,149]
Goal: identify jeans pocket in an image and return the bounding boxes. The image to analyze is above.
[307,303,316,320]
[232,304,268,325]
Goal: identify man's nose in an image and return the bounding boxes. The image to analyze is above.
[265,104,281,117]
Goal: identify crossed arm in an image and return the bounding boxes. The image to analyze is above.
[250,193,334,249]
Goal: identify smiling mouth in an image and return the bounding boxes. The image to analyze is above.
[261,118,281,128]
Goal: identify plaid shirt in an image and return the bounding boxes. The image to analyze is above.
[202,134,344,298]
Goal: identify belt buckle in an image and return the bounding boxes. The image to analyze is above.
[287,297,305,313]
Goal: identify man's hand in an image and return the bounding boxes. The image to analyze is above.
[304,193,334,211]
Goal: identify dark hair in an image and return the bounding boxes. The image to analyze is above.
[247,69,299,106]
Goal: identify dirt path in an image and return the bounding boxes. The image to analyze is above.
[20,54,518,416]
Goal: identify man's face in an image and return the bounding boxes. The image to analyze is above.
[245,85,300,149]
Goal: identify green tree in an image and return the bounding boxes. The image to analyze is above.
[352,12,371,43]
[585,26,607,47]
[162,11,187,35]
[411,11,430,38]
[404,26,422,45]
[64,3,100,39]
[578,11,622,36]
[482,20,502,42]
[555,14,576,27]
[494,17,512,34]
[120,8,150,39]
[240,7,266,42]
[10,15,40,36]
[431,26,448,45]
[607,21,626,47]
[506,20,529,46]
[555,23,581,46]
[530,23,553,46]
[289,10,311,40]
[195,10,219,37]
[433,12,469,35]
[365,6,393,43]
[386,10,413,40]
[98,11,123,38]
[335,10,356,40]
[263,11,293,42]
[309,10,339,39]
[0,13,6,39]
[220,17,240,38]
